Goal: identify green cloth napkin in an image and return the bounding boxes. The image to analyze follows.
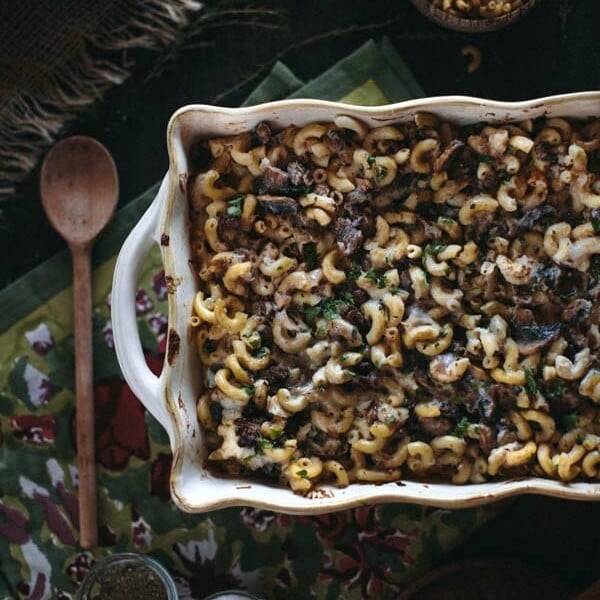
[0,38,500,600]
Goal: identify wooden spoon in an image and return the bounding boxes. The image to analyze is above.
[41,136,118,548]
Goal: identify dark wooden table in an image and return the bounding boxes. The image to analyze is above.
[2,0,599,593]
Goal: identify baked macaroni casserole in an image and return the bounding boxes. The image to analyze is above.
[187,112,600,493]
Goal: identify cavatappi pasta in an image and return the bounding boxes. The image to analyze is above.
[188,113,600,493]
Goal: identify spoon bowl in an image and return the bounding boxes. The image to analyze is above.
[40,136,118,548]
[41,136,118,246]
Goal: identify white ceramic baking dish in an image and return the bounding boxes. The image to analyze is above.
[112,93,600,513]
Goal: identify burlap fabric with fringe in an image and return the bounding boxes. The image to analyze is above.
[0,0,202,201]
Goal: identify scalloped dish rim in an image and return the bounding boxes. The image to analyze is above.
[131,93,600,512]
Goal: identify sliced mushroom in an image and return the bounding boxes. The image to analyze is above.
[257,195,298,214]
[511,323,561,356]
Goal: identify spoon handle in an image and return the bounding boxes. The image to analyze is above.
[71,244,98,548]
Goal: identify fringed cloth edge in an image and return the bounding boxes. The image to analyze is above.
[0,0,203,201]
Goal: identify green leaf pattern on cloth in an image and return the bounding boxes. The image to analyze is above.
[0,39,503,599]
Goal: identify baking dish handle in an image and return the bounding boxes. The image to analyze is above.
[111,176,175,443]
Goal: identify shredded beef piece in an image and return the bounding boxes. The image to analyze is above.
[515,205,557,234]
[255,300,275,319]
[511,323,561,356]
[287,161,312,187]
[258,463,281,479]
[477,389,496,423]
[419,417,451,437]
[478,166,499,192]
[478,424,497,455]
[438,400,459,420]
[339,304,370,335]
[557,270,586,301]
[234,418,262,448]
[509,307,534,325]
[423,222,443,241]
[262,365,290,394]
[259,325,273,349]
[532,141,553,170]
[257,195,298,214]
[448,147,478,181]
[252,121,272,146]
[487,384,516,412]
[313,183,330,196]
[352,289,369,306]
[355,214,376,239]
[324,129,353,163]
[217,215,262,250]
[562,299,592,322]
[335,217,363,256]
[365,400,382,425]
[497,428,519,446]
[307,429,348,459]
[345,186,371,208]
[260,165,290,192]
[354,361,373,376]
[434,139,465,173]
[548,390,581,415]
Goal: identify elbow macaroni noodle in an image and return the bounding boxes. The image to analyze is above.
[188,113,600,493]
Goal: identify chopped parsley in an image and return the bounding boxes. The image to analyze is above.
[252,347,268,359]
[303,305,321,326]
[523,366,539,396]
[242,331,261,349]
[348,263,362,281]
[243,386,255,397]
[305,295,354,326]
[422,242,447,267]
[296,469,308,478]
[561,413,579,430]
[592,216,600,235]
[375,164,388,183]
[545,379,567,401]
[339,291,356,305]
[366,153,376,167]
[226,195,244,217]
[321,297,346,320]
[452,416,471,438]
[365,268,388,289]
[266,426,283,441]
[256,438,272,454]
[304,242,318,269]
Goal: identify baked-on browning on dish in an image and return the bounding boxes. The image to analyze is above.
[187,113,600,494]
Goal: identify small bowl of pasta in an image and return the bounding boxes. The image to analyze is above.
[112,92,600,514]
[410,0,539,32]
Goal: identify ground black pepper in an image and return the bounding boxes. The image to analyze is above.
[88,563,168,600]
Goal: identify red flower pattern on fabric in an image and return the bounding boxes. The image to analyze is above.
[10,414,56,445]
[93,355,164,470]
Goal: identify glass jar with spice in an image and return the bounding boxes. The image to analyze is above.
[77,553,178,600]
